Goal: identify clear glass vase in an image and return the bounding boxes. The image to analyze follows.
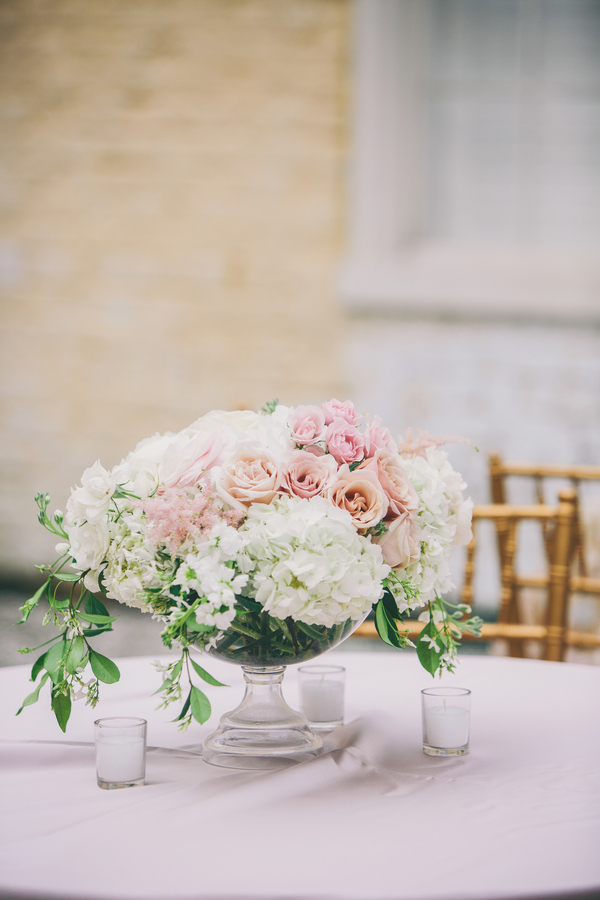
[202,608,368,768]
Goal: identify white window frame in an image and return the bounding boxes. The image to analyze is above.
[339,0,600,326]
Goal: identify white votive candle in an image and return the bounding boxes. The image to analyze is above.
[301,680,345,723]
[95,717,147,788]
[424,705,469,749]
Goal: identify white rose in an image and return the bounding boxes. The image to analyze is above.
[66,461,116,526]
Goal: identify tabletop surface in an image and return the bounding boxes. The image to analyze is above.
[1,649,599,900]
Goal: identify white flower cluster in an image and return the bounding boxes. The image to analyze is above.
[172,523,248,630]
[102,507,175,611]
[393,448,473,610]
[238,495,389,628]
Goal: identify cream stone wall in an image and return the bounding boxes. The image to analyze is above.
[0,0,349,578]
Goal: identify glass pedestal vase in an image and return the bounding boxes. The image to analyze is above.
[202,666,322,769]
[202,608,368,768]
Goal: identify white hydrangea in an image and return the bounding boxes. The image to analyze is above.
[103,506,174,611]
[397,448,472,607]
[238,495,389,628]
[171,522,248,630]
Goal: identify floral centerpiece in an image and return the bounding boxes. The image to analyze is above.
[17,400,481,738]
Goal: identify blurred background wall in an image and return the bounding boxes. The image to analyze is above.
[1,0,599,619]
[0,0,349,578]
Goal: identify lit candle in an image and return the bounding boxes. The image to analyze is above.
[424,704,469,749]
[300,680,345,724]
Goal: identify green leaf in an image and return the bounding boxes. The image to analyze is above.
[16,579,51,624]
[65,636,88,675]
[17,672,49,715]
[51,688,71,732]
[374,600,403,649]
[185,619,213,633]
[381,589,401,621]
[173,690,191,722]
[53,572,81,583]
[78,612,118,625]
[416,620,443,676]
[296,621,328,642]
[190,685,211,724]
[190,658,227,687]
[82,627,113,638]
[44,640,67,682]
[83,595,111,618]
[31,651,47,682]
[89,650,120,684]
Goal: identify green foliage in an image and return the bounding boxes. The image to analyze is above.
[260,399,279,414]
[51,687,71,732]
[16,672,49,716]
[89,651,120,684]
[190,686,211,724]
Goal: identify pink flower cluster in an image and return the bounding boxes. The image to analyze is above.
[138,483,243,558]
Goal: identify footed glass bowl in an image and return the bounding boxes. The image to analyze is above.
[202,602,369,769]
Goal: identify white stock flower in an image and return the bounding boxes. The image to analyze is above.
[172,523,248,630]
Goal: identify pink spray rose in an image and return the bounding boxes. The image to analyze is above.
[326,465,388,531]
[326,418,365,465]
[282,450,338,499]
[216,449,282,511]
[364,416,398,458]
[288,406,326,446]
[322,398,361,427]
[375,513,421,569]
[359,449,418,520]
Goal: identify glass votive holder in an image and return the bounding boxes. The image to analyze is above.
[298,665,345,731]
[421,687,471,757]
[94,717,147,789]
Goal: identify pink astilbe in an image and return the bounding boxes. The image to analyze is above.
[398,427,476,459]
[137,481,244,558]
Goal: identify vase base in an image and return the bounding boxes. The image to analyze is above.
[203,724,322,769]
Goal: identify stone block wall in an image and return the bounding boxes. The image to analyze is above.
[0,0,349,578]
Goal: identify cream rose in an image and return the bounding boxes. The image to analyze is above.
[359,449,418,520]
[215,449,282,511]
[326,465,387,530]
[376,513,421,569]
[282,450,338,499]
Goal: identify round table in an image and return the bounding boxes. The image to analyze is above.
[0,650,599,900]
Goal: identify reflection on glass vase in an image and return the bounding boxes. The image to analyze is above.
[202,609,367,768]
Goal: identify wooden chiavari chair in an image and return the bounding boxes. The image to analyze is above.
[353,489,584,661]
[488,454,600,656]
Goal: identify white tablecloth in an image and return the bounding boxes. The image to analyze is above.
[0,651,599,900]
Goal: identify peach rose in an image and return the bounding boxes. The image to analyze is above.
[282,450,338,499]
[359,449,418,520]
[376,513,421,569]
[322,398,361,426]
[326,418,365,464]
[326,465,388,530]
[216,449,282,511]
[288,406,326,446]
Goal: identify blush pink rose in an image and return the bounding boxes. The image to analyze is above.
[326,465,388,531]
[216,450,282,511]
[375,513,421,569]
[282,450,338,499]
[326,418,365,464]
[288,406,326,446]
[364,416,398,458]
[359,449,418,520]
[322,398,361,427]
[161,431,226,489]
